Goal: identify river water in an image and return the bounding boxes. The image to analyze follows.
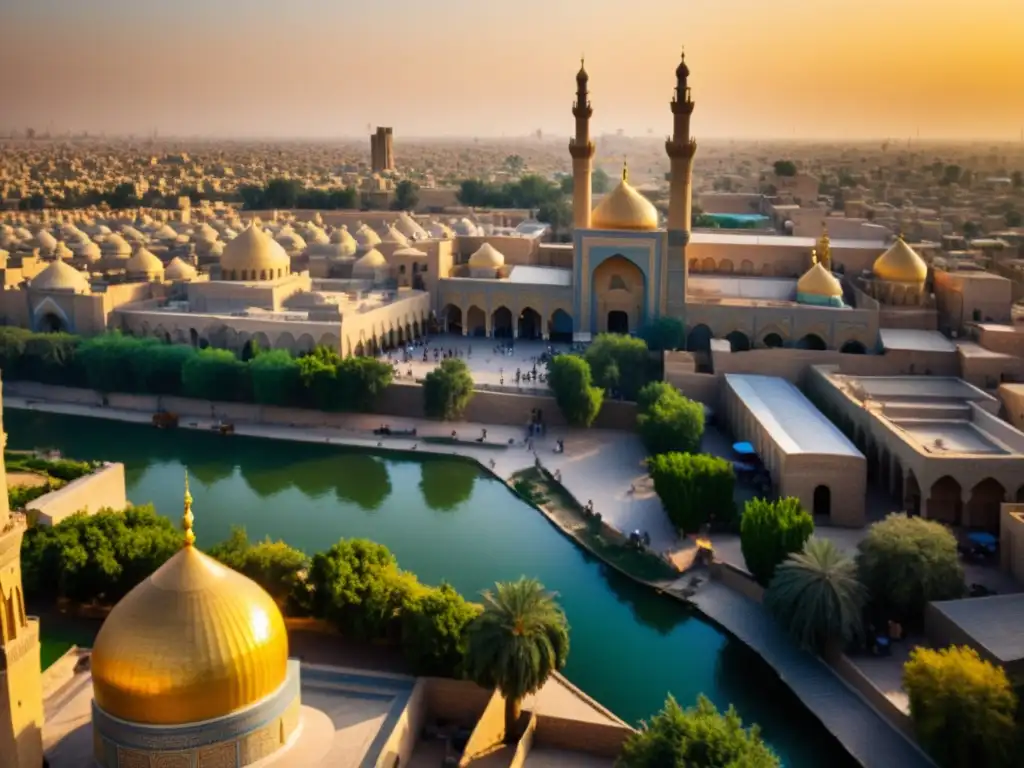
[8,409,854,767]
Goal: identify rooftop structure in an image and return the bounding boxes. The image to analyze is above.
[925,594,1024,684]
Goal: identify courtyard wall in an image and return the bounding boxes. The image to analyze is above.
[26,462,128,526]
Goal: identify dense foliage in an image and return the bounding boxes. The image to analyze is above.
[764,537,865,653]
[903,646,1019,768]
[636,381,704,455]
[647,452,735,534]
[206,526,309,609]
[638,317,685,352]
[617,694,780,767]
[855,514,965,624]
[463,578,570,737]
[547,355,604,427]
[584,334,652,401]
[456,175,564,210]
[0,328,393,413]
[238,178,361,210]
[740,497,815,586]
[423,358,475,420]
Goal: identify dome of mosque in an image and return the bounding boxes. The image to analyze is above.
[353,247,387,272]
[78,241,102,261]
[395,212,427,240]
[452,218,481,237]
[873,237,928,283]
[275,228,307,251]
[90,484,289,726]
[30,259,91,293]
[102,233,133,256]
[193,223,219,242]
[591,167,659,231]
[35,229,57,252]
[428,220,454,239]
[53,241,74,261]
[165,256,199,281]
[220,223,290,274]
[120,226,146,243]
[354,224,382,248]
[305,226,330,246]
[796,261,842,298]
[468,242,505,269]
[380,225,409,246]
[153,224,179,241]
[126,246,165,277]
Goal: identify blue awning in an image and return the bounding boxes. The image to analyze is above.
[732,441,756,456]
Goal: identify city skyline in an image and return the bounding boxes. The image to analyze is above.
[2,0,1023,141]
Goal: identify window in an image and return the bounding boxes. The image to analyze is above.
[399,264,406,274]
[608,275,628,291]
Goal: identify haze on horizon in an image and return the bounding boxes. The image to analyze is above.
[2,0,1022,141]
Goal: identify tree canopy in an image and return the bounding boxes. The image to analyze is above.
[584,334,652,401]
[239,178,360,210]
[393,180,420,211]
[740,497,814,586]
[456,174,564,209]
[636,382,704,456]
[423,358,475,420]
[638,317,685,351]
[648,452,735,533]
[547,354,604,427]
[773,160,797,177]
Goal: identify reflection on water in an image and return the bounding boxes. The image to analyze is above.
[8,409,848,768]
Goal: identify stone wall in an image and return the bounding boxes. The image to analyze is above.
[376,678,428,768]
[27,463,128,526]
[532,715,631,756]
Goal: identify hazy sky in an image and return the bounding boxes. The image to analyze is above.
[2,0,1022,140]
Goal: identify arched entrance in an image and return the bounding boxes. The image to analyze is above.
[241,339,259,361]
[466,306,486,337]
[548,309,573,343]
[492,306,513,338]
[763,332,784,348]
[813,485,831,517]
[904,470,921,515]
[443,305,463,335]
[927,475,962,525]
[592,255,645,334]
[38,313,66,333]
[966,478,1004,531]
[725,331,751,352]
[686,324,712,352]
[796,333,827,351]
[840,340,867,354]
[518,307,541,340]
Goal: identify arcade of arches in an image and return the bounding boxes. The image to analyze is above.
[440,301,575,342]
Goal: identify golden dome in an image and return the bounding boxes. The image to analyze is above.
[873,237,927,283]
[591,164,659,231]
[165,256,198,281]
[468,242,505,268]
[30,259,91,293]
[797,261,842,297]
[90,480,289,726]
[126,246,165,277]
[353,247,388,274]
[220,223,290,274]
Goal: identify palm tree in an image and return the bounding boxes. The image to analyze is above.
[764,537,865,655]
[463,578,570,739]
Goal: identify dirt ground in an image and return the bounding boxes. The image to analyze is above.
[7,470,49,489]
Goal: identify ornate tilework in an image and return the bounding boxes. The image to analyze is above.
[196,742,236,768]
[117,747,152,768]
[154,754,191,768]
[239,722,279,764]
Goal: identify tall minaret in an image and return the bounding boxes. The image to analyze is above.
[0,374,45,768]
[569,58,595,230]
[665,48,697,321]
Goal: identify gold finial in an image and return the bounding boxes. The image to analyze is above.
[182,471,195,548]
[622,159,629,182]
[811,248,818,265]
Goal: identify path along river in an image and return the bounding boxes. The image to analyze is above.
[9,408,856,768]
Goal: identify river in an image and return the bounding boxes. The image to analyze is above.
[8,408,854,767]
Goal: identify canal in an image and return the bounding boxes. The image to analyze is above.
[8,409,855,767]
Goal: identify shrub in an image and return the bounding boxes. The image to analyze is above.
[423,358,474,420]
[617,694,780,767]
[638,317,685,352]
[648,452,735,533]
[547,354,603,427]
[400,582,480,676]
[740,497,814,586]
[206,525,309,609]
[856,514,965,624]
[181,348,252,402]
[636,382,704,455]
[585,334,651,400]
[903,646,1019,768]
[248,349,302,406]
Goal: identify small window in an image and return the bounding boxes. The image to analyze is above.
[608,275,628,291]
[399,264,406,274]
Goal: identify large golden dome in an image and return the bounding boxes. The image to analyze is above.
[873,236,927,283]
[797,260,842,298]
[591,165,660,231]
[90,483,289,726]
[220,222,291,275]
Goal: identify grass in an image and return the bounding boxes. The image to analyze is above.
[512,467,679,584]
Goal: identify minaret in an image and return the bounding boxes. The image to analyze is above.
[665,48,697,321]
[569,58,596,229]
[0,374,45,768]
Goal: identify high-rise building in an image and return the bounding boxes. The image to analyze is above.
[370,126,394,172]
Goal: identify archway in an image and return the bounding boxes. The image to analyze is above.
[443,304,463,335]
[762,332,784,348]
[241,339,259,361]
[189,328,199,348]
[796,333,827,351]
[466,306,487,337]
[813,485,831,518]
[725,331,751,352]
[592,255,645,334]
[840,340,867,354]
[686,324,712,353]
[904,470,921,515]
[518,307,541,340]
[607,310,629,335]
[492,306,513,338]
[548,309,573,343]
[38,312,66,333]
[927,475,962,525]
[965,478,1004,531]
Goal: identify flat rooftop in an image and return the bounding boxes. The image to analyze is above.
[930,594,1024,665]
[725,374,863,458]
[893,420,1008,455]
[691,232,886,250]
[838,375,993,403]
[879,329,957,354]
[508,265,573,286]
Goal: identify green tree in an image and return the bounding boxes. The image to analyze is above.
[856,514,965,625]
[248,349,301,406]
[464,578,570,740]
[504,154,525,175]
[182,348,251,402]
[537,196,572,238]
[592,167,611,194]
[636,383,704,455]
[423,358,474,420]
[584,334,651,400]
[903,646,1019,768]
[335,356,393,411]
[648,452,735,534]
[638,317,685,351]
[263,178,302,208]
[393,180,420,211]
[764,537,865,653]
[773,160,797,177]
[547,355,603,427]
[740,497,814,586]
[400,582,480,676]
[617,694,779,767]
[206,525,309,609]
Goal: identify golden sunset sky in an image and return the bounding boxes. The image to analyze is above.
[2,0,1022,139]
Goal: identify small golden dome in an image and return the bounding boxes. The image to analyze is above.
[797,261,842,297]
[468,242,505,268]
[220,222,290,274]
[164,256,198,281]
[354,247,387,271]
[126,246,165,276]
[591,164,659,231]
[30,259,91,293]
[873,237,927,283]
[91,482,289,726]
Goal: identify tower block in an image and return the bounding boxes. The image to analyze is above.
[665,49,697,320]
[569,58,596,230]
[0,376,45,768]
